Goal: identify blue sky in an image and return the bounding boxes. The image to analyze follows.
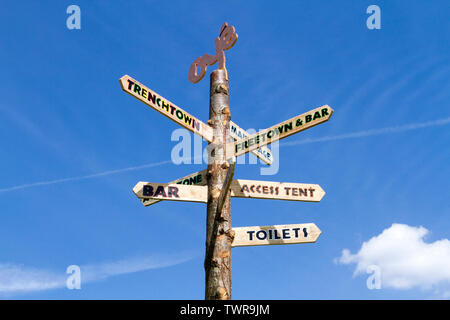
[0,1,449,299]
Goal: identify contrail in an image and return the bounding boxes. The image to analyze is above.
[282,117,450,146]
[0,251,195,294]
[0,159,173,193]
[1,117,448,193]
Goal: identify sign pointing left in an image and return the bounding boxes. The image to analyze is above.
[141,170,208,207]
[120,75,214,142]
[133,182,207,203]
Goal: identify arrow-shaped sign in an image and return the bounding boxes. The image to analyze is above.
[138,178,325,207]
[226,105,334,159]
[230,179,325,202]
[120,75,214,142]
[141,170,207,207]
[232,223,321,247]
[133,182,207,203]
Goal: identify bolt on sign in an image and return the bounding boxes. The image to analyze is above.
[121,21,334,300]
[232,223,322,247]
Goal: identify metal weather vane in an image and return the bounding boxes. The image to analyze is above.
[188,23,238,83]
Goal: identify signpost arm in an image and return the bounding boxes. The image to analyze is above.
[204,69,233,300]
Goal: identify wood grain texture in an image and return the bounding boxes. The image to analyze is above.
[216,160,236,216]
[205,69,233,300]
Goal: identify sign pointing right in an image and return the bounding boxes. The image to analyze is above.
[232,223,321,247]
[227,105,333,159]
[230,179,325,202]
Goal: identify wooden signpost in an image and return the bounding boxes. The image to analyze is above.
[121,22,333,300]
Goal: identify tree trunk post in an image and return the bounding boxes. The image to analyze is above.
[205,69,233,300]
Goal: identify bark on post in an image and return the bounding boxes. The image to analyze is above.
[205,69,233,300]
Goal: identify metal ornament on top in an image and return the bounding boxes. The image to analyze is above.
[188,23,238,84]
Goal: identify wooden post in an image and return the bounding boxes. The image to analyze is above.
[205,69,233,300]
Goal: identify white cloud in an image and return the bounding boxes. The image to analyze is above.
[0,252,194,295]
[336,223,450,292]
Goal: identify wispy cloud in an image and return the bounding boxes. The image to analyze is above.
[0,252,194,295]
[1,117,448,193]
[282,117,450,147]
[0,264,66,294]
[0,160,172,193]
[80,253,194,282]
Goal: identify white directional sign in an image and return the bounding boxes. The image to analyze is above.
[227,105,334,159]
[133,182,207,203]
[232,223,321,247]
[229,121,273,165]
[230,179,325,202]
[120,75,214,142]
[140,177,325,207]
[141,170,207,207]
